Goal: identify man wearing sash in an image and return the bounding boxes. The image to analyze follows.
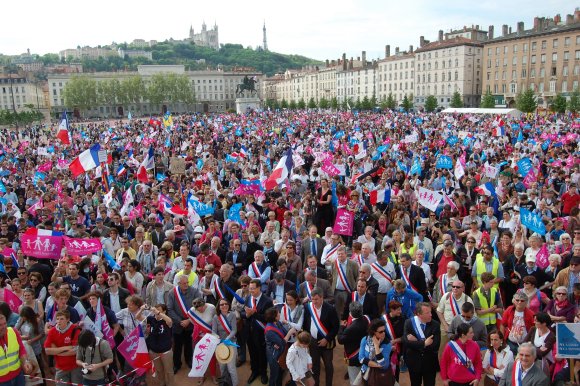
[397,253,429,301]
[330,246,358,318]
[243,278,273,384]
[432,262,460,304]
[225,238,248,277]
[299,269,332,304]
[448,302,489,349]
[303,288,339,386]
[320,233,341,266]
[436,280,473,357]
[337,302,369,385]
[215,262,239,303]
[341,279,378,322]
[358,263,379,297]
[166,274,200,373]
[371,251,396,314]
[248,250,271,293]
[499,343,549,386]
[403,302,441,386]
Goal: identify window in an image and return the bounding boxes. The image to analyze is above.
[541,54,546,63]
[502,71,506,80]
[503,58,508,67]
[487,59,491,68]
[530,83,535,91]
[510,83,517,93]
[551,67,557,76]
[496,47,500,55]
[541,40,546,49]
[487,48,492,56]
[553,39,558,48]
[562,81,567,92]
[565,37,570,46]
[576,50,580,60]
[504,46,508,54]
[512,57,517,65]
[540,68,545,77]
[521,69,527,78]
[495,59,500,67]
[455,71,458,81]
[552,53,557,62]
[549,80,556,92]
[575,65,580,76]
[563,66,569,76]
[523,43,528,52]
[531,55,536,64]
[538,83,544,92]
[495,71,499,80]
[455,59,458,67]
[574,81,579,91]
[531,42,537,51]
[522,56,527,64]
[512,70,517,79]
[513,44,518,53]
[564,51,569,61]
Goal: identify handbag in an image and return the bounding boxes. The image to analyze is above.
[367,367,394,386]
[277,344,289,370]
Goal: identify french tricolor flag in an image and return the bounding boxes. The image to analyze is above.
[136,146,154,183]
[56,111,71,145]
[474,182,496,197]
[69,144,100,178]
[369,188,391,205]
[492,117,505,136]
[265,148,293,191]
[25,227,63,237]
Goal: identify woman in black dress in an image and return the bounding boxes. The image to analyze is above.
[314,178,333,233]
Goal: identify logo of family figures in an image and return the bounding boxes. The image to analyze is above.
[194,336,213,370]
[26,237,58,252]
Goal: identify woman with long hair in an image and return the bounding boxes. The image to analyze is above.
[16,305,45,377]
[314,178,333,234]
[358,318,394,386]
[482,329,514,386]
[27,272,47,304]
[232,275,251,367]
[89,272,108,294]
[440,323,483,386]
[523,312,555,376]
[211,299,238,386]
[19,288,44,321]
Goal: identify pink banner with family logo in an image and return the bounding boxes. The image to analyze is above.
[321,159,340,176]
[4,288,22,313]
[333,208,354,236]
[20,234,63,259]
[63,237,102,255]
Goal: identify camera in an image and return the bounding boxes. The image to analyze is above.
[82,367,92,375]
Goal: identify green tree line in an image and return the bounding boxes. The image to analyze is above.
[0,105,43,126]
[62,73,195,115]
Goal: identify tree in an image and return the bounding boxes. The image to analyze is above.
[318,97,329,109]
[297,98,306,109]
[307,97,317,109]
[361,96,371,110]
[480,90,495,108]
[370,94,378,109]
[280,99,288,109]
[424,95,438,112]
[568,89,580,114]
[450,91,463,108]
[516,88,537,113]
[341,98,349,111]
[289,100,297,110]
[330,97,338,110]
[550,94,567,114]
[62,76,98,115]
[401,94,413,111]
[382,93,397,110]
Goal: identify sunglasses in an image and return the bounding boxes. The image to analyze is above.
[452,285,463,289]
[204,269,213,273]
[555,293,567,296]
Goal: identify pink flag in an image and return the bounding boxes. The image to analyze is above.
[56,159,69,169]
[117,325,151,376]
[27,200,44,217]
[20,233,63,259]
[333,208,354,236]
[4,288,22,313]
[443,194,458,212]
[54,180,63,195]
[321,159,340,176]
[37,162,52,173]
[522,168,537,189]
[63,236,102,255]
[536,243,549,269]
[97,299,116,349]
[128,203,144,221]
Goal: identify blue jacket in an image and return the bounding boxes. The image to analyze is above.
[358,336,392,373]
[386,288,423,319]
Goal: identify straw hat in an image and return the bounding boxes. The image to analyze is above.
[215,343,234,364]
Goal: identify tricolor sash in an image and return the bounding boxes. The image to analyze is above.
[280,304,291,322]
[336,259,352,292]
[213,277,226,299]
[305,282,314,300]
[306,302,329,339]
[188,309,212,333]
[399,266,418,292]
[448,340,476,375]
[217,313,233,336]
[511,360,522,386]
[250,262,262,278]
[249,296,265,329]
[326,243,340,262]
[351,291,362,303]
[353,254,364,266]
[439,273,449,296]
[449,293,460,316]
[264,323,286,340]
[410,316,426,340]
[174,287,190,319]
[381,314,396,341]
[371,263,393,284]
[489,349,500,382]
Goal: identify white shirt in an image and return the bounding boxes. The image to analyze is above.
[371,261,396,294]
[309,304,322,339]
[482,347,514,380]
[109,290,121,313]
[321,243,340,266]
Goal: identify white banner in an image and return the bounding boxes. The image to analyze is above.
[292,153,305,168]
[483,162,499,179]
[418,187,443,212]
[454,162,465,180]
[37,147,49,156]
[188,333,220,377]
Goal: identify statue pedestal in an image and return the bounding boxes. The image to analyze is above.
[235,97,261,114]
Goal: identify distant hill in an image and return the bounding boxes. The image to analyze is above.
[56,41,322,76]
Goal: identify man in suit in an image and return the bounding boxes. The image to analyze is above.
[275,258,297,285]
[499,342,550,386]
[301,225,326,263]
[358,263,379,297]
[266,272,295,304]
[150,222,166,249]
[341,279,378,321]
[243,278,273,385]
[225,238,248,277]
[330,246,359,318]
[240,229,261,263]
[403,302,441,386]
[102,272,130,313]
[299,269,333,303]
[337,302,370,384]
[303,288,339,386]
[215,262,239,303]
[397,253,429,301]
[301,255,329,281]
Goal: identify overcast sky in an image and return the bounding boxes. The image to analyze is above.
[3,0,574,61]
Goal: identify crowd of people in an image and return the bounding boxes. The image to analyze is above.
[0,108,577,386]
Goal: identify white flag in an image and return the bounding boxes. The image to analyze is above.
[454,161,465,180]
[417,187,443,212]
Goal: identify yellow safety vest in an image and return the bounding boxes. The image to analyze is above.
[400,243,417,257]
[0,328,22,376]
[475,255,499,289]
[474,287,497,325]
[176,270,198,286]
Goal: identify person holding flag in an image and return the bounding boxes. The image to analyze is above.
[440,323,483,386]
[211,298,238,386]
[188,298,217,385]
[145,303,175,386]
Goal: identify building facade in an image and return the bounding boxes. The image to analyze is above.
[415,29,484,109]
[59,46,117,61]
[376,45,415,105]
[482,10,580,108]
[0,74,48,112]
[47,65,263,117]
[188,22,219,50]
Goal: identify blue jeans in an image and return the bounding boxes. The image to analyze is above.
[0,371,25,386]
[267,352,283,386]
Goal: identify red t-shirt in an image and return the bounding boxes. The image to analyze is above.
[0,328,27,383]
[561,192,580,215]
[44,324,80,371]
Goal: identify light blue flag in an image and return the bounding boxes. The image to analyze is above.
[0,182,6,193]
[516,158,533,177]
[410,158,422,176]
[103,250,121,270]
[436,156,453,169]
[520,208,546,236]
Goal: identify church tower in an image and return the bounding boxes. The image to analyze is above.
[263,21,268,51]
[189,25,194,39]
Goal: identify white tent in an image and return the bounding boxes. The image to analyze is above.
[441,108,522,119]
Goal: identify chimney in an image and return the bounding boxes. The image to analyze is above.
[409,45,414,53]
[420,36,425,47]
[349,58,353,70]
[488,25,494,39]
[517,22,524,34]
[385,45,390,58]
[475,24,479,30]
[438,30,444,42]
[566,14,574,25]
[395,47,400,55]
[362,51,366,65]
[325,59,329,67]
[502,24,508,36]
[533,17,539,30]
[575,9,580,22]
[554,14,561,24]
[342,53,347,71]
